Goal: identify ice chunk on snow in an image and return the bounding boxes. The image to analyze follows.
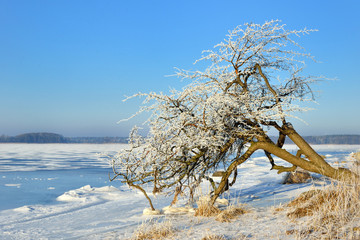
[13,206,34,213]
[80,185,93,191]
[5,183,21,188]
[56,185,95,202]
[56,190,87,202]
[143,208,161,215]
[94,186,118,192]
[56,185,122,203]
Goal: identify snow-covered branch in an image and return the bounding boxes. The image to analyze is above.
[108,20,356,209]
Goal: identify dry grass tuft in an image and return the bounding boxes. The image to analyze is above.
[287,189,322,208]
[201,234,227,240]
[287,188,341,218]
[287,153,360,239]
[273,206,284,212]
[195,199,221,217]
[353,152,360,162]
[285,152,360,239]
[195,197,247,222]
[201,233,249,240]
[131,220,176,240]
[286,175,360,239]
[215,205,247,222]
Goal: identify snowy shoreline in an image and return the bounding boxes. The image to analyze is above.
[1,144,359,239]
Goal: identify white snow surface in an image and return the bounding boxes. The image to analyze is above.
[1,144,360,239]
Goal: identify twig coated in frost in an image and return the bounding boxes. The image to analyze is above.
[109,20,358,210]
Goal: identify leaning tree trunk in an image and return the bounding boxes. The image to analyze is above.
[276,123,357,182]
[211,124,359,205]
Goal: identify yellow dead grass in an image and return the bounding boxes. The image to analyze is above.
[287,188,341,218]
[286,180,360,239]
[194,200,221,217]
[215,205,247,222]
[131,221,176,240]
[195,197,247,222]
[201,234,227,240]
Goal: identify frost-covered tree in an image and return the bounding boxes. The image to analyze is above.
[110,20,358,209]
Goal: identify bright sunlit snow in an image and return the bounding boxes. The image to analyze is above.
[0,143,359,239]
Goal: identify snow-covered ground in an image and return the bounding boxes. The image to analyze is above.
[0,144,359,239]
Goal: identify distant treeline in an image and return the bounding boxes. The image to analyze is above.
[271,135,360,145]
[1,132,360,144]
[68,136,128,144]
[0,133,128,144]
[0,133,69,143]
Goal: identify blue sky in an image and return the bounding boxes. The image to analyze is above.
[1,0,359,137]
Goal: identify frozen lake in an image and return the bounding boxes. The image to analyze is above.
[0,144,128,210]
[1,143,359,211]
[1,143,360,239]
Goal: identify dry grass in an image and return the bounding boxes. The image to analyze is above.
[353,152,360,162]
[285,158,360,239]
[287,188,339,218]
[131,220,176,240]
[201,233,249,240]
[195,197,247,222]
[215,205,247,222]
[195,199,221,217]
[201,234,227,240]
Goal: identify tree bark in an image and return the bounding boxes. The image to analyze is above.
[129,183,156,211]
[209,126,359,205]
[282,124,358,182]
[211,142,261,205]
[250,124,359,184]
